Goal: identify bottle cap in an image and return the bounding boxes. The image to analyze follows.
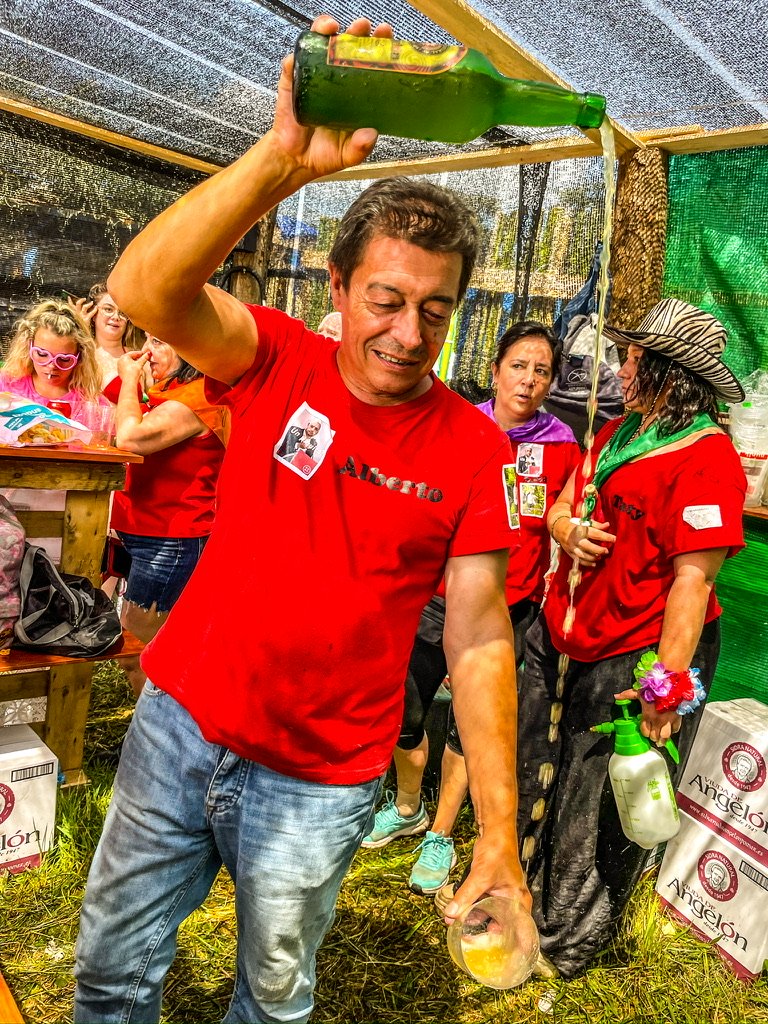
[608,699,650,756]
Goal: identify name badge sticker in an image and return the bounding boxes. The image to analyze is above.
[516,442,543,478]
[274,402,334,480]
[503,464,519,529]
[520,481,547,518]
[683,504,723,530]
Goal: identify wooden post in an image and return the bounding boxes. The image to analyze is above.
[226,208,278,305]
[609,147,669,330]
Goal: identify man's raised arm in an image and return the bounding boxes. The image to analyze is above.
[108,15,387,384]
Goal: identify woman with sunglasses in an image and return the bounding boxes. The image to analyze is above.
[0,298,105,406]
[0,298,108,560]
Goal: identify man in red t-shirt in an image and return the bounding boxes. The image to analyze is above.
[73,15,530,1024]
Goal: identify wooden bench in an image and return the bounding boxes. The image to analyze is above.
[0,630,144,786]
[0,444,143,785]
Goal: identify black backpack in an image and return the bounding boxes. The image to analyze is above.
[545,313,625,443]
[13,544,121,658]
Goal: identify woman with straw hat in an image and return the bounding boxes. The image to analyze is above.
[515,298,747,978]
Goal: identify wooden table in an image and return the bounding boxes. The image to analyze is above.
[0,444,143,785]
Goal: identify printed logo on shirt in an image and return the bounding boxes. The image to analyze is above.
[503,464,519,529]
[337,456,444,501]
[516,443,543,478]
[612,494,646,520]
[520,481,547,518]
[274,402,335,480]
[682,504,723,530]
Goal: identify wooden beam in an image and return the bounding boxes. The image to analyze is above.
[1,87,764,189]
[403,0,641,155]
[651,122,768,154]
[321,135,603,180]
[0,93,223,176]
[322,123,768,181]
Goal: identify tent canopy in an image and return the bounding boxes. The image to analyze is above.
[2,0,766,173]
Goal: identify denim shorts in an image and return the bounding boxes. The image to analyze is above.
[116,532,207,613]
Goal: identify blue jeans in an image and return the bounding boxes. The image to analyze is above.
[74,682,381,1023]
[117,532,208,613]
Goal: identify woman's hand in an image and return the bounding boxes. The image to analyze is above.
[613,688,681,746]
[117,350,150,387]
[559,519,616,566]
[269,15,392,179]
[68,295,96,325]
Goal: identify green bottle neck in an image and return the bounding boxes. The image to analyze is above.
[493,76,606,130]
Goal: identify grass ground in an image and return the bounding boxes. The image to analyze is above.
[1,661,767,1023]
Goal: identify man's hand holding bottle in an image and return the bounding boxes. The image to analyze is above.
[270,14,387,181]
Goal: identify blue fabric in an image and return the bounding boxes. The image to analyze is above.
[117,532,207,612]
[552,242,611,343]
[74,684,380,1023]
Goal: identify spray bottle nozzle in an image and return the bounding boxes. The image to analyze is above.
[591,698,679,763]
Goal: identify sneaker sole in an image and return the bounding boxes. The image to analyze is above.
[408,851,458,895]
[360,819,429,850]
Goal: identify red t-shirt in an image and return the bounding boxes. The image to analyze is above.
[111,378,228,538]
[141,306,515,784]
[544,419,746,661]
[505,438,580,604]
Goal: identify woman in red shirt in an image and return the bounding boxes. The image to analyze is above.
[111,336,229,697]
[519,299,746,978]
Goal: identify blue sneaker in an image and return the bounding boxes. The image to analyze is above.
[408,831,457,894]
[360,793,429,849]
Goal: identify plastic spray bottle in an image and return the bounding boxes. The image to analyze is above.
[592,699,680,849]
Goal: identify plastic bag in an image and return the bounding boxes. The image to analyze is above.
[13,545,121,657]
[0,496,26,647]
[0,393,91,446]
[545,313,624,442]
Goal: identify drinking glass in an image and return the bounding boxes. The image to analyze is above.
[73,403,116,449]
[447,896,539,989]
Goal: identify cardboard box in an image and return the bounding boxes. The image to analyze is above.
[657,810,768,980]
[0,724,58,874]
[676,698,768,857]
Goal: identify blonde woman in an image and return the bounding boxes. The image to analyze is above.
[69,281,143,392]
[0,298,104,405]
[0,298,108,560]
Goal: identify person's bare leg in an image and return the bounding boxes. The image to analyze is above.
[431,746,469,837]
[120,599,169,699]
[393,736,428,816]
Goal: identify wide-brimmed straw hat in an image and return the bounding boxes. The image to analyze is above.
[603,298,745,403]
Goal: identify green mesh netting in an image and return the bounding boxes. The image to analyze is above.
[710,518,768,703]
[664,146,768,705]
[663,146,768,384]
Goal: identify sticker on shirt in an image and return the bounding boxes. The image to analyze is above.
[503,465,519,529]
[516,443,543,478]
[682,504,723,530]
[274,402,334,480]
[520,481,547,518]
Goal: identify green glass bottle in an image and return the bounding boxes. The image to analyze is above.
[292,32,606,144]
